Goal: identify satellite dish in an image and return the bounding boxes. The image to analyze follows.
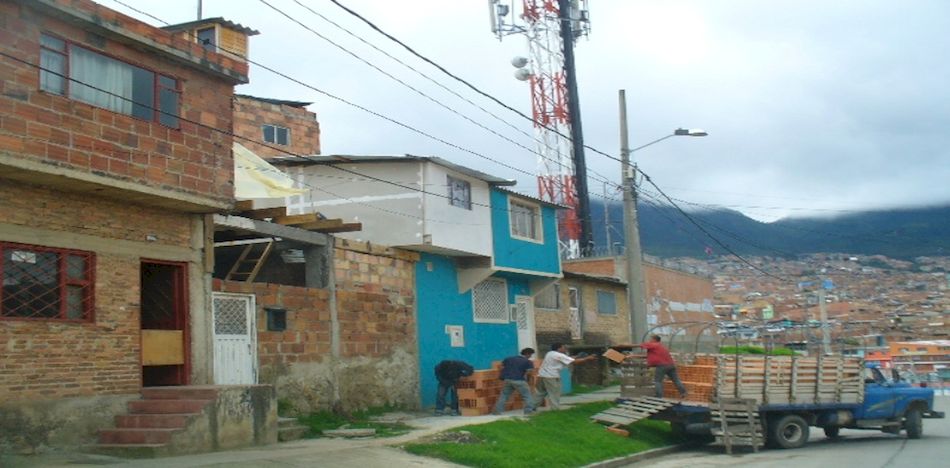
[513,68,532,81]
[510,56,528,68]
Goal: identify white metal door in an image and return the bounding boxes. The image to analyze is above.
[212,293,258,384]
[568,287,582,340]
[513,295,536,352]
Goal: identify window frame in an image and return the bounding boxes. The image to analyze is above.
[596,289,617,315]
[38,32,181,129]
[508,198,543,243]
[472,277,508,324]
[196,26,218,52]
[534,283,561,310]
[447,175,472,210]
[0,241,96,323]
[262,124,291,146]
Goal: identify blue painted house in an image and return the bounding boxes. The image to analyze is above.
[273,155,562,407]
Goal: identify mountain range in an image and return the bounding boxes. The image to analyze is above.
[590,200,950,259]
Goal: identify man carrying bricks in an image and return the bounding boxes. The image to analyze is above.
[434,359,474,416]
[533,343,598,410]
[492,347,537,415]
[630,335,688,399]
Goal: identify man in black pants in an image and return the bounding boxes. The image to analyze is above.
[434,360,474,415]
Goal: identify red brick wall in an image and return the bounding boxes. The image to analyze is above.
[645,264,715,325]
[0,0,238,203]
[0,181,196,401]
[212,240,418,411]
[563,258,617,277]
[233,96,320,158]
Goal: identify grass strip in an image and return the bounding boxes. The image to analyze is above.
[403,401,676,468]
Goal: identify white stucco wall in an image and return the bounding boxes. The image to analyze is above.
[421,163,492,257]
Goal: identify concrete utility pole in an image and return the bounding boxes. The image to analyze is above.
[619,90,649,343]
[818,280,831,354]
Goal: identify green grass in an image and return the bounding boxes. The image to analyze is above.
[719,345,796,356]
[566,383,606,396]
[403,401,677,468]
[298,405,413,438]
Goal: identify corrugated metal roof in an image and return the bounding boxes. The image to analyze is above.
[564,270,626,285]
[235,94,312,108]
[269,154,517,186]
[162,17,260,36]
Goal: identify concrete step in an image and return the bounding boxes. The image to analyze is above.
[90,443,166,459]
[278,425,309,442]
[115,413,193,429]
[142,387,220,400]
[98,428,177,445]
[128,399,210,414]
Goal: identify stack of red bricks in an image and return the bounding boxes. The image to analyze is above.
[662,354,717,402]
[457,360,540,416]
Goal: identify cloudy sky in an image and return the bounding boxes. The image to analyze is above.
[107,0,950,222]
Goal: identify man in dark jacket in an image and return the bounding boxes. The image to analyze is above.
[434,360,474,415]
[492,347,536,415]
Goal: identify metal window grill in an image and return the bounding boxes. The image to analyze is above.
[213,295,249,335]
[0,242,94,321]
[472,278,508,323]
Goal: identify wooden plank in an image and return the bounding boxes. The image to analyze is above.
[315,222,362,234]
[241,206,288,220]
[296,219,344,230]
[234,200,254,211]
[142,330,184,365]
[272,213,321,225]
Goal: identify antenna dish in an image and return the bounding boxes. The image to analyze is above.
[510,56,528,68]
[514,68,532,81]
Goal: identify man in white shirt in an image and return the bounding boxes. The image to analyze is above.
[533,343,597,410]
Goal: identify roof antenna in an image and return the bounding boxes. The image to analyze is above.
[197,0,202,20]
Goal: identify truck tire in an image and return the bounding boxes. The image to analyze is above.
[823,426,840,439]
[905,409,923,439]
[770,414,810,449]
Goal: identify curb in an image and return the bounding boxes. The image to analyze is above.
[582,444,687,468]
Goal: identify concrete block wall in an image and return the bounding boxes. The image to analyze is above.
[0,0,238,203]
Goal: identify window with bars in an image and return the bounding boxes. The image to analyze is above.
[472,278,508,323]
[1,242,95,321]
[39,33,181,128]
[534,283,561,310]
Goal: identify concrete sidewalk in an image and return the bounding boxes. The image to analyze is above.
[3,386,621,468]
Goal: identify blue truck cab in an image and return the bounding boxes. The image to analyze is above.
[658,364,944,449]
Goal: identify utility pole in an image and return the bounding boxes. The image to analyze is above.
[603,183,611,254]
[619,90,648,343]
[818,280,831,354]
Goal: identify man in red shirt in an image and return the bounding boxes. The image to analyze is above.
[631,335,687,399]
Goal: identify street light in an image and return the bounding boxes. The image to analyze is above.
[618,90,707,343]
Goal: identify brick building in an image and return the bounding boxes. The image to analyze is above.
[233,94,321,158]
[0,0,254,453]
[534,271,630,347]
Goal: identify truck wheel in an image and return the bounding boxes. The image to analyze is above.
[823,426,840,439]
[905,409,923,439]
[770,414,810,449]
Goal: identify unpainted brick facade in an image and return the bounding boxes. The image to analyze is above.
[233,95,320,159]
[213,241,418,413]
[534,275,630,347]
[0,0,244,203]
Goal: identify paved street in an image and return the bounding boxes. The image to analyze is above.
[632,396,950,468]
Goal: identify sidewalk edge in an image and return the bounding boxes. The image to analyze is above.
[582,444,687,468]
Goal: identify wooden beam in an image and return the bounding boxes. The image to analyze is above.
[296,219,343,230]
[241,206,287,220]
[271,213,320,226]
[234,200,255,211]
[315,222,362,234]
[213,214,328,246]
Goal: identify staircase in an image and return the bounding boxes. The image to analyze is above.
[94,387,217,458]
[277,417,309,442]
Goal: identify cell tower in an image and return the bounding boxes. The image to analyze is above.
[489,0,592,259]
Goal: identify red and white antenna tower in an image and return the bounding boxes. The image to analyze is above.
[489,0,591,258]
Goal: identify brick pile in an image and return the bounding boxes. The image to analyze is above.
[662,354,717,402]
[457,361,541,416]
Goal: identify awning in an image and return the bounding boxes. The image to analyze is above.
[233,142,306,199]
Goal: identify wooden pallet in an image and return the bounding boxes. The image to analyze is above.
[590,396,677,426]
[711,398,764,455]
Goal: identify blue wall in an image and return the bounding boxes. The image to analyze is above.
[416,253,526,407]
[490,189,560,275]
